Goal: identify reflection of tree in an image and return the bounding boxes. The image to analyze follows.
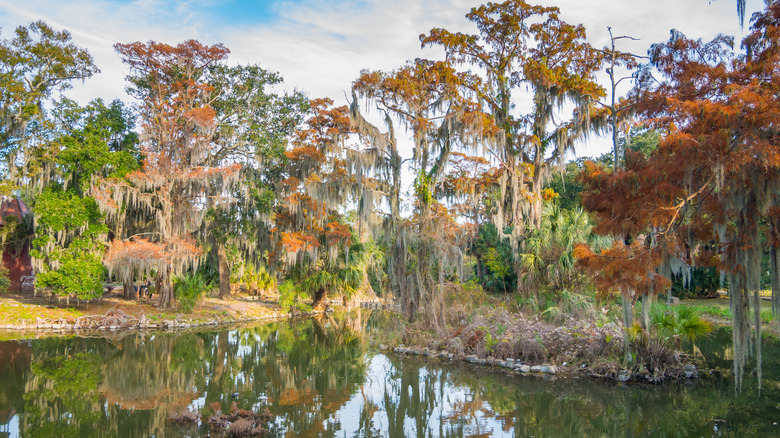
[99,333,205,436]
[1,322,777,437]
[20,349,103,437]
[229,316,368,436]
[371,328,780,438]
[381,355,490,438]
[0,341,30,428]
[144,314,370,437]
[5,334,209,438]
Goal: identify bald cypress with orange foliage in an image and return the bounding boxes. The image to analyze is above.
[95,40,240,308]
[578,1,780,389]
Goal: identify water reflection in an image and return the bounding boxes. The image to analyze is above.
[0,314,777,437]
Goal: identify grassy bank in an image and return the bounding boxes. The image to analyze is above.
[676,297,774,327]
[0,291,289,338]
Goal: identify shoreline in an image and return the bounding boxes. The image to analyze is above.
[0,292,387,340]
[0,295,733,385]
[0,293,293,340]
[380,343,703,384]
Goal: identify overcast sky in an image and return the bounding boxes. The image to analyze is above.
[0,0,767,158]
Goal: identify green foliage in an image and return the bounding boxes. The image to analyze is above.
[484,330,498,353]
[546,159,589,212]
[677,303,773,325]
[0,266,10,293]
[278,280,312,314]
[519,204,605,295]
[618,127,661,159]
[284,233,379,307]
[34,249,104,301]
[30,351,102,399]
[33,187,102,234]
[222,244,276,295]
[471,223,516,293]
[539,289,596,323]
[23,97,140,301]
[52,100,139,190]
[651,304,713,346]
[173,272,212,313]
[231,258,276,297]
[670,267,721,299]
[0,20,99,165]
[31,187,107,300]
[413,172,434,206]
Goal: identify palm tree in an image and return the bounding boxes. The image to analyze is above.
[518,204,596,297]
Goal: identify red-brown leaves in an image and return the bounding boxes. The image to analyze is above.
[271,98,358,268]
[105,237,203,268]
[580,1,780,301]
[575,240,670,302]
[279,232,320,255]
[325,222,351,247]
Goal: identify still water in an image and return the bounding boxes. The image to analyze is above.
[0,311,778,437]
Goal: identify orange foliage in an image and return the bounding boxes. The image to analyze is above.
[325,222,351,247]
[579,2,780,300]
[279,232,320,255]
[271,98,358,268]
[575,241,670,303]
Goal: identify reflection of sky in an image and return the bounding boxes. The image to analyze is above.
[327,353,514,437]
[6,413,18,437]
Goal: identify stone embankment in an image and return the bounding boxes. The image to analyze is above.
[384,344,700,383]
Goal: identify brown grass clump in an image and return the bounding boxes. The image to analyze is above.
[384,282,625,368]
[446,309,623,366]
[167,407,198,424]
[206,401,272,437]
[380,281,690,381]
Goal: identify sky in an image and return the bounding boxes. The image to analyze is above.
[0,0,768,158]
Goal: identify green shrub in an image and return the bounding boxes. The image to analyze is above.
[651,304,713,347]
[174,273,211,313]
[236,262,276,296]
[34,250,105,301]
[0,266,10,293]
[278,280,311,314]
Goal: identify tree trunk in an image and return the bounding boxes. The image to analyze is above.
[772,245,779,332]
[123,279,138,300]
[641,293,653,330]
[213,331,228,382]
[157,270,174,308]
[475,255,484,283]
[312,288,327,309]
[622,293,634,364]
[217,241,231,299]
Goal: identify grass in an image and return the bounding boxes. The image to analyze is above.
[0,302,85,323]
[667,299,774,326]
[0,290,285,338]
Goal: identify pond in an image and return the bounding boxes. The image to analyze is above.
[0,310,778,437]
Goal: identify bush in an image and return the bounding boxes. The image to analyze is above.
[0,266,10,293]
[35,251,105,301]
[174,273,211,313]
[278,280,311,314]
[235,262,275,297]
[650,304,713,348]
